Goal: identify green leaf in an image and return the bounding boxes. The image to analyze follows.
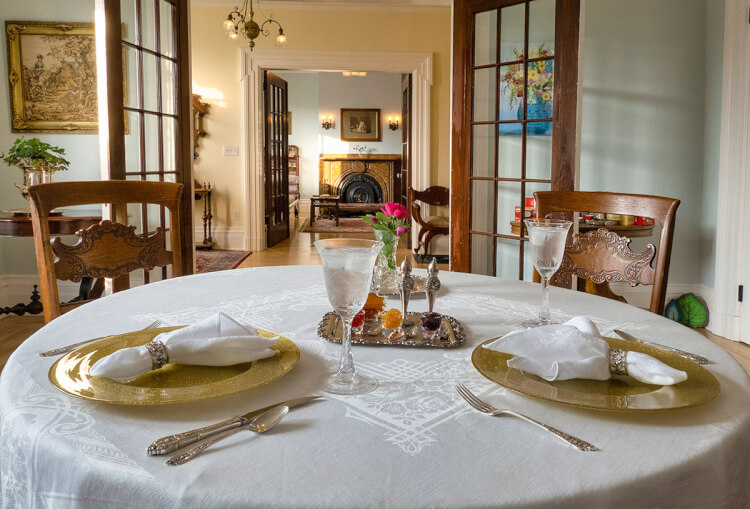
[675,293,708,328]
[664,299,682,323]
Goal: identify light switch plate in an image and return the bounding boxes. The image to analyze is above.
[223,145,239,156]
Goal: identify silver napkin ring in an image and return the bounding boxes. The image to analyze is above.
[145,340,169,370]
[609,348,627,376]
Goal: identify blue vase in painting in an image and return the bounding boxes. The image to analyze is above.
[516,99,553,135]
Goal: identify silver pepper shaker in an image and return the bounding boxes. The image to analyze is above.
[425,258,441,313]
[398,258,415,332]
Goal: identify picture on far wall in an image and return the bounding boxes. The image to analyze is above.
[5,21,97,134]
[341,108,381,142]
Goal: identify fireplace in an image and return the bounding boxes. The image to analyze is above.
[340,174,383,204]
[318,154,401,204]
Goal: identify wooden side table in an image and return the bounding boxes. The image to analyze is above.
[310,195,340,226]
[194,184,214,250]
[0,214,101,315]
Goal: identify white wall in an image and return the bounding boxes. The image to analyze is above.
[0,0,100,281]
[277,72,320,200]
[700,0,724,288]
[276,71,403,201]
[317,72,402,156]
[580,0,712,288]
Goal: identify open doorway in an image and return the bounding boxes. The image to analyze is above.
[269,69,409,240]
[241,50,432,253]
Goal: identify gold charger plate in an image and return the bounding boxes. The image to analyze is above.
[49,326,300,405]
[472,336,720,411]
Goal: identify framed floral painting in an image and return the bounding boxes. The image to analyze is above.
[498,44,554,136]
[5,21,98,134]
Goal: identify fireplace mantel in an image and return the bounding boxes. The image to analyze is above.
[318,154,401,203]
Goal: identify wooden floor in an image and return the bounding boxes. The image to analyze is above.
[2,212,749,375]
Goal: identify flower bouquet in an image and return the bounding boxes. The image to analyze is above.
[362,202,410,294]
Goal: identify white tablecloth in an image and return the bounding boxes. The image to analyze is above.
[1,266,749,508]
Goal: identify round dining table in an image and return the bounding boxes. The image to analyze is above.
[1,266,748,508]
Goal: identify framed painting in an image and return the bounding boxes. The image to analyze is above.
[341,108,381,142]
[5,21,98,134]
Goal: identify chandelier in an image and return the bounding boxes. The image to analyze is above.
[223,0,287,50]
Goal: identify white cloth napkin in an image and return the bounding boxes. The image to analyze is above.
[90,313,279,381]
[483,317,688,385]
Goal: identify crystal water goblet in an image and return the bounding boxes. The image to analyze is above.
[315,238,382,395]
[523,219,572,327]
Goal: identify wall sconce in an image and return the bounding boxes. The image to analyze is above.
[321,115,335,130]
[388,116,400,131]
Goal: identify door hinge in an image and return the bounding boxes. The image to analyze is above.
[739,285,744,302]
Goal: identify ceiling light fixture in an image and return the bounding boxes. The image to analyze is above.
[223,0,287,50]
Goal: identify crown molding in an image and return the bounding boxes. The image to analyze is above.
[191,0,451,10]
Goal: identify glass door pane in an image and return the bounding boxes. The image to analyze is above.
[120,0,184,281]
[468,0,556,279]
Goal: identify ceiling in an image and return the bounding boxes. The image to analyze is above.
[191,0,451,7]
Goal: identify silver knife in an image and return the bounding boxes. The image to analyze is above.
[613,329,710,365]
[146,396,322,455]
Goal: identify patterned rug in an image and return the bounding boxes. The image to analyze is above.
[301,218,374,234]
[195,250,252,273]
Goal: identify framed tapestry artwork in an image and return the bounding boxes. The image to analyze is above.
[340,108,381,142]
[5,21,98,134]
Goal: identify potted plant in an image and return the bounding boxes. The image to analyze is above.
[1,137,70,199]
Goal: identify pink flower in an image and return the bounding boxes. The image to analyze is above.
[370,216,378,223]
[381,202,409,219]
[396,226,409,236]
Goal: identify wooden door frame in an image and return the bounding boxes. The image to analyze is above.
[240,49,432,252]
[449,0,581,273]
[712,0,750,342]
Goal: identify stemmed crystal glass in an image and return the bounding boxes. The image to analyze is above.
[523,219,572,328]
[315,238,382,395]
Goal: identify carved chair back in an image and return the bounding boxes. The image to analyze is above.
[29,181,184,323]
[533,191,679,315]
[409,186,450,256]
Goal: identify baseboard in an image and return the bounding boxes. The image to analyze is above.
[194,227,245,251]
[0,275,80,308]
[299,198,311,210]
[613,283,715,326]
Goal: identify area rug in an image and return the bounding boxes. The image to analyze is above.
[195,250,252,273]
[301,218,373,234]
[413,253,450,265]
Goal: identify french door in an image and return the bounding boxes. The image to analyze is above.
[451,0,580,277]
[96,0,194,278]
[264,71,289,248]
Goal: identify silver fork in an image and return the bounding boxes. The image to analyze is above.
[38,320,165,357]
[454,383,599,452]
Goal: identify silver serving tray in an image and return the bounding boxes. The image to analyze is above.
[317,311,464,348]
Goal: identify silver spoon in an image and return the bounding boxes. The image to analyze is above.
[166,405,289,465]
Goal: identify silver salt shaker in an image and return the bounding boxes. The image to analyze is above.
[398,258,416,335]
[425,258,441,313]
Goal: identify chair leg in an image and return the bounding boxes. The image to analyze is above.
[422,230,441,257]
[414,227,429,256]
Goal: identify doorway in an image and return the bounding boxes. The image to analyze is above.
[240,50,432,253]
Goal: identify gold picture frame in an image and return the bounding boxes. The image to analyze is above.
[5,21,98,134]
[340,108,381,142]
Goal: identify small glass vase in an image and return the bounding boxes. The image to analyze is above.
[16,167,54,200]
[372,229,399,295]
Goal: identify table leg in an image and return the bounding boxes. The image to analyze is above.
[310,200,316,224]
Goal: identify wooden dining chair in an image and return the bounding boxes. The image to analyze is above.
[533,191,680,315]
[28,181,184,323]
[410,186,450,256]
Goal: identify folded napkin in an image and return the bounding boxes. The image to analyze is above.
[90,313,279,381]
[483,317,688,385]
